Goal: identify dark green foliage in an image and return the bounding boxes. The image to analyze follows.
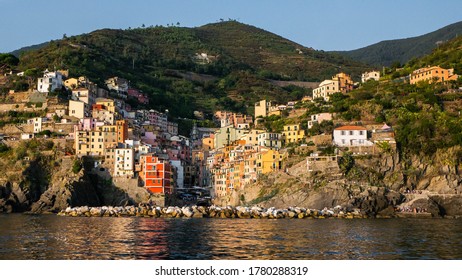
[72,159,82,174]
[339,152,355,175]
[308,120,334,136]
[0,53,19,67]
[337,21,462,66]
[17,21,368,118]
[0,143,10,154]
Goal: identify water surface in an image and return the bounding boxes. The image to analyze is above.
[1,214,461,259]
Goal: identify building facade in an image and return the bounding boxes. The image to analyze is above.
[410,66,458,84]
[333,125,372,146]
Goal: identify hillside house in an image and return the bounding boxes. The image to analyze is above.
[410,66,458,84]
[361,71,380,83]
[312,72,354,101]
[282,124,305,145]
[333,125,373,147]
[307,113,333,129]
[37,70,64,93]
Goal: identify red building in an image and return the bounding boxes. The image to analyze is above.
[139,154,173,194]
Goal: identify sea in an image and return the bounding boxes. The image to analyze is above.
[1,214,462,260]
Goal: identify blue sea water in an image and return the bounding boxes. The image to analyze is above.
[0,214,461,260]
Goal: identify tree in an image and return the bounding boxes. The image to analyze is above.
[0,53,19,67]
[339,152,354,175]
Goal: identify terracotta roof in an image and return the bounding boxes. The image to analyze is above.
[334,125,367,131]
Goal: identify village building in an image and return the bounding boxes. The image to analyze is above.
[312,72,354,101]
[333,125,373,147]
[257,132,282,150]
[37,69,64,93]
[282,124,305,145]
[139,154,173,194]
[307,113,333,129]
[361,71,381,83]
[114,144,135,177]
[409,66,458,84]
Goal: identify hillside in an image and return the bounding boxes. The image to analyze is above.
[407,34,462,73]
[16,21,367,119]
[337,21,462,67]
[227,34,462,216]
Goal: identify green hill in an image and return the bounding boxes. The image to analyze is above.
[16,21,367,119]
[336,21,462,67]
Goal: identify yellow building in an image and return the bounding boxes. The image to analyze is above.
[75,129,105,157]
[256,149,282,175]
[95,98,116,113]
[334,72,354,93]
[97,125,118,168]
[282,124,305,145]
[410,66,458,84]
[202,136,215,151]
[241,129,265,146]
[254,99,272,118]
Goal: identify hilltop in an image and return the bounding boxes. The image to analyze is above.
[15,21,367,118]
[337,21,462,67]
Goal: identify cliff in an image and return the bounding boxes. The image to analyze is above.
[218,147,462,218]
[0,147,157,213]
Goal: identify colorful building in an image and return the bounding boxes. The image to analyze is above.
[282,124,305,145]
[313,72,354,101]
[139,154,173,194]
[256,148,283,175]
[410,66,458,84]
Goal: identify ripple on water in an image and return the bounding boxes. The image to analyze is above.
[1,215,462,259]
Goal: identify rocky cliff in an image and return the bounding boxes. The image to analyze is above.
[218,148,462,218]
[0,152,156,213]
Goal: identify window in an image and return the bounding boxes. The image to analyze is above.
[341,131,345,135]
[359,131,364,135]
[349,131,353,135]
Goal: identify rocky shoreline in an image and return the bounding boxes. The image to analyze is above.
[56,204,428,219]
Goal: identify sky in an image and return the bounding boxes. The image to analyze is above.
[1,0,462,53]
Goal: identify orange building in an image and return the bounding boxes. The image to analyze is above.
[334,72,354,93]
[116,120,128,143]
[140,154,173,194]
[410,66,458,84]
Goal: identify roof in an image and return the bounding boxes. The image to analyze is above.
[334,125,367,131]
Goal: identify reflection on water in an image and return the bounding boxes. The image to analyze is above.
[1,214,462,259]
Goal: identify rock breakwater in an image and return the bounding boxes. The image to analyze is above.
[57,205,369,219]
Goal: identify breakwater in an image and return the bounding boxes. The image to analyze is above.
[57,205,370,219]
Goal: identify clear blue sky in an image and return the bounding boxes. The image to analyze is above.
[1,0,462,53]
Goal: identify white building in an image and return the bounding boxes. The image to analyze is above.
[31,117,43,133]
[361,71,380,83]
[114,146,134,177]
[37,70,64,93]
[308,113,333,129]
[333,125,373,146]
[312,79,339,101]
[257,132,282,149]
